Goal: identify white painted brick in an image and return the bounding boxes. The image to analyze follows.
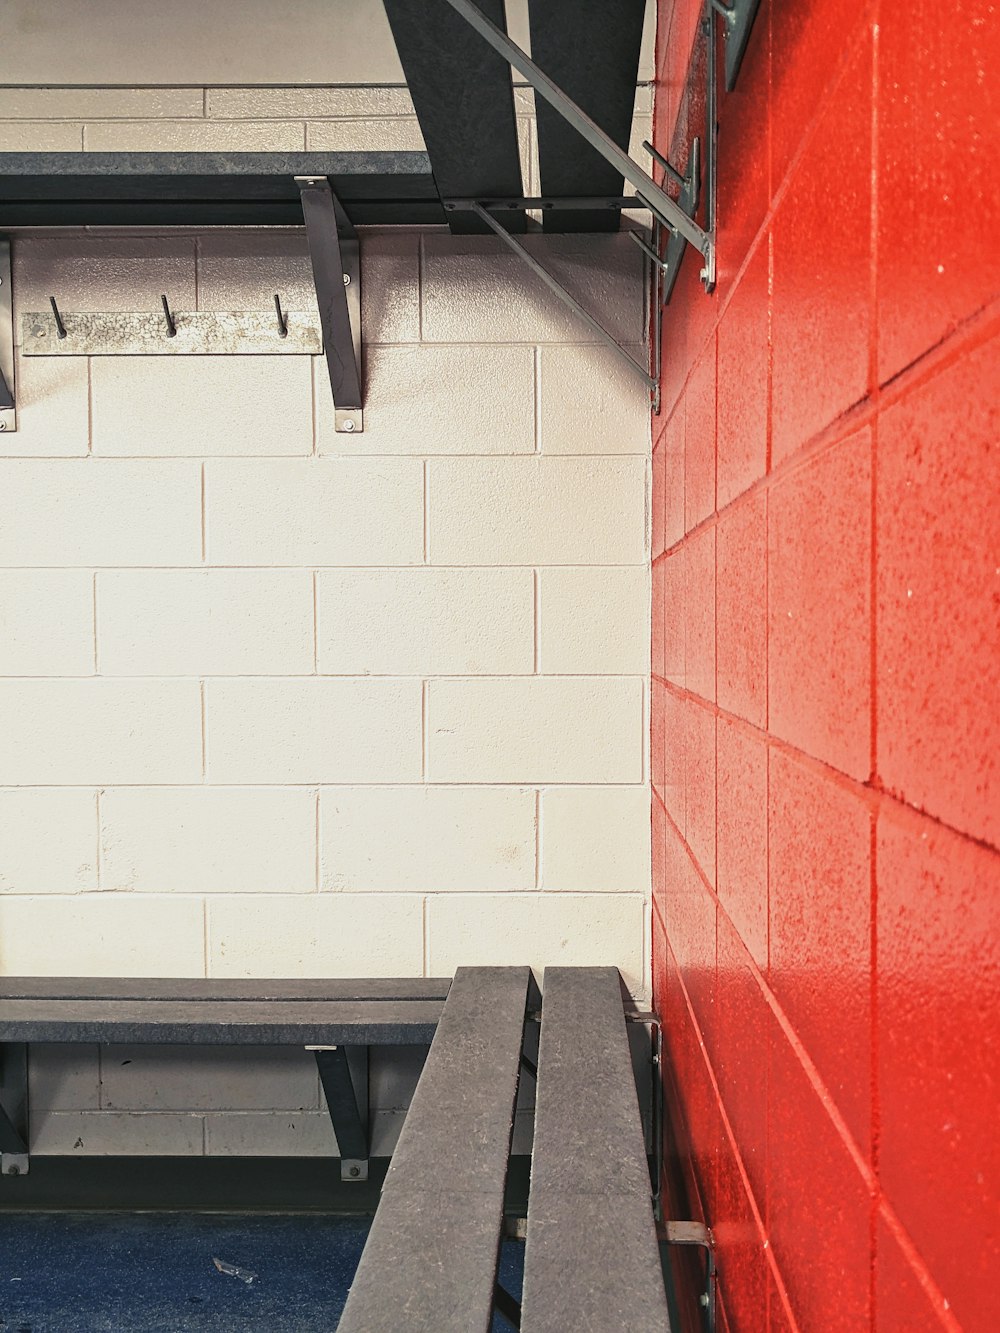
[0,357,89,458]
[91,357,313,456]
[0,88,204,119]
[31,1111,204,1155]
[538,567,649,674]
[0,460,201,566]
[0,570,94,674]
[29,1045,100,1110]
[100,788,316,894]
[0,895,205,976]
[207,893,423,977]
[98,570,313,675]
[0,680,202,783]
[205,1113,335,1156]
[84,120,306,151]
[427,457,647,565]
[427,892,647,995]
[196,233,420,345]
[0,789,97,893]
[316,569,533,675]
[101,1046,318,1110]
[13,238,196,318]
[540,787,651,892]
[205,458,423,566]
[421,234,644,344]
[316,345,535,456]
[0,122,82,150]
[320,787,535,892]
[306,117,425,151]
[427,678,643,783]
[205,680,422,783]
[206,87,416,119]
[538,344,651,453]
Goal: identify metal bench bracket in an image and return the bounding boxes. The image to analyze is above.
[0,1043,29,1176]
[0,237,15,433]
[296,175,363,434]
[311,1044,370,1182]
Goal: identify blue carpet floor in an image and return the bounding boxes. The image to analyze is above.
[0,1213,525,1331]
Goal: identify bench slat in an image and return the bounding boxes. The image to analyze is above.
[0,977,450,1003]
[521,966,671,1331]
[337,965,530,1333]
[0,999,443,1045]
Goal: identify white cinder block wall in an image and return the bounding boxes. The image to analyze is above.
[0,83,652,1155]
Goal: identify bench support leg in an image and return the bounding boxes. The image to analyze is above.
[0,1043,29,1176]
[312,1045,369,1182]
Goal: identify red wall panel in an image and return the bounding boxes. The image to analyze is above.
[650,0,1000,1326]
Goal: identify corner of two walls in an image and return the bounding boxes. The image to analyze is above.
[651,1,999,1330]
[0,88,654,1153]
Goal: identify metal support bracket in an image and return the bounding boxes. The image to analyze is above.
[296,176,363,434]
[442,0,713,276]
[310,1044,369,1182]
[662,1220,717,1333]
[0,237,15,433]
[711,0,764,91]
[466,202,657,399]
[0,1043,30,1176]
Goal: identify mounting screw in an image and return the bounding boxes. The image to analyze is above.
[341,418,356,432]
[343,273,351,286]
[0,420,7,431]
[700,1294,710,1307]
[6,1163,19,1175]
[348,1165,361,1178]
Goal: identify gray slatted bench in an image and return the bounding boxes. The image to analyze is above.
[0,976,450,1180]
[338,965,670,1332]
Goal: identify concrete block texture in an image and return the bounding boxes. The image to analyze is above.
[320,787,536,892]
[0,222,650,1155]
[316,568,533,675]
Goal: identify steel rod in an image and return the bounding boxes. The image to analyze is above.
[441,0,711,256]
[470,203,656,391]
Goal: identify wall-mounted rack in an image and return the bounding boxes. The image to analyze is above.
[0,0,760,429]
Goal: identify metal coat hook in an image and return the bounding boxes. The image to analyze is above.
[160,293,176,338]
[274,293,288,338]
[49,295,67,339]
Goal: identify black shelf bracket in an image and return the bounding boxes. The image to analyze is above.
[0,1043,30,1177]
[312,1044,370,1182]
[0,237,15,433]
[295,176,364,434]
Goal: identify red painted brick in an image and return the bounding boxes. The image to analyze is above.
[652,895,669,1018]
[652,440,666,560]
[768,747,872,1151]
[666,956,724,1216]
[652,792,667,925]
[715,1133,769,1333]
[877,804,1000,1330]
[717,241,770,509]
[659,291,689,424]
[874,1215,956,1332]
[686,700,717,887]
[717,721,768,969]
[652,678,667,805]
[660,683,686,832]
[715,913,770,1199]
[660,404,686,552]
[768,1273,799,1333]
[717,490,767,730]
[770,0,873,197]
[768,428,872,779]
[662,548,684,685]
[716,0,770,279]
[876,336,1000,847]
[661,847,717,1043]
[768,1020,872,1332]
[684,523,716,702]
[771,38,872,463]
[877,1,1000,381]
[685,340,717,530]
[652,556,665,682]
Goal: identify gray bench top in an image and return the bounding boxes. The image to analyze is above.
[521,966,670,1331]
[0,977,450,1045]
[337,965,531,1333]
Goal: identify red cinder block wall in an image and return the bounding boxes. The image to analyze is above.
[650,1,999,1329]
